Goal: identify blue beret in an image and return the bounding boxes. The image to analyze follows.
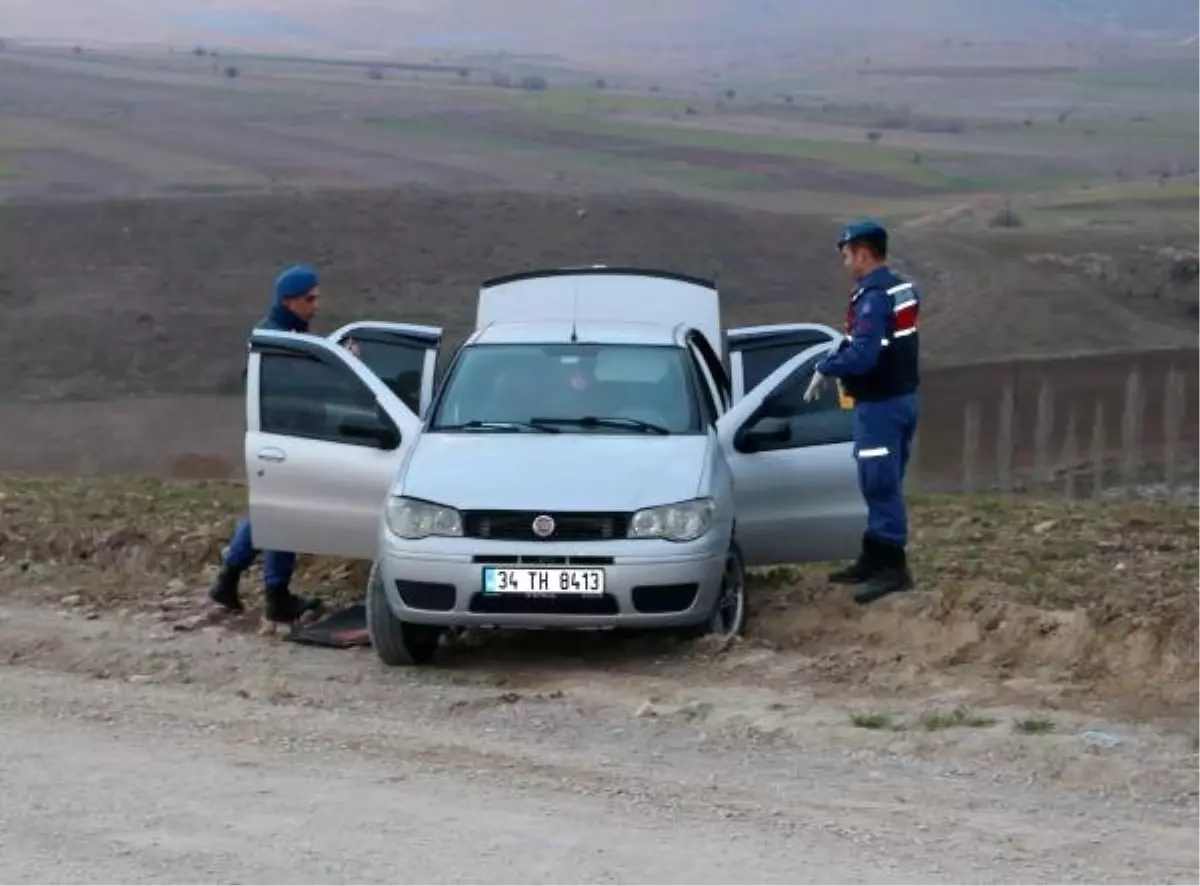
[836,219,888,250]
[275,264,319,301]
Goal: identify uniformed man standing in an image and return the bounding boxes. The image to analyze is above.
[804,220,920,604]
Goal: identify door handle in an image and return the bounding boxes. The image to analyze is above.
[256,447,286,463]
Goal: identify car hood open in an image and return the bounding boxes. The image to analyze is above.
[398,432,711,512]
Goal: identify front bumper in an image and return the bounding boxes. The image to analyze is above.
[377,532,728,629]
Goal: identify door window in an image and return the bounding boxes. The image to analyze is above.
[260,351,398,448]
[338,336,426,414]
[735,354,852,453]
[745,332,848,392]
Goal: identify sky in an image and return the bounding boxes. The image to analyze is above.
[0,0,1195,54]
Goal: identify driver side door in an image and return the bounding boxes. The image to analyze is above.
[246,330,422,560]
[715,343,865,565]
[327,321,442,417]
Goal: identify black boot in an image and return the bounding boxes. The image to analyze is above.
[828,534,878,585]
[263,585,324,625]
[853,542,914,605]
[207,566,245,612]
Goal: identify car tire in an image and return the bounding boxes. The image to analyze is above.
[682,541,747,641]
[366,562,443,666]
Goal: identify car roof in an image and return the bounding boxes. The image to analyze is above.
[470,320,682,347]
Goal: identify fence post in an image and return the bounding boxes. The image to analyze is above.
[962,400,980,494]
[997,379,1015,493]
[1062,406,1079,500]
[1090,400,1106,500]
[1119,369,1143,497]
[1033,378,1055,488]
[1162,367,1184,499]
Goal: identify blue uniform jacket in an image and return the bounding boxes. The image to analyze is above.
[817,268,892,379]
[816,266,920,401]
[255,302,310,334]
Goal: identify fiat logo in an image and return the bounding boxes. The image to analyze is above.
[531,514,556,538]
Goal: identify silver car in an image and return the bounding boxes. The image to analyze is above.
[244,267,867,665]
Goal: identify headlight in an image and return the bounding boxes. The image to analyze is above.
[385,497,463,540]
[628,497,716,542]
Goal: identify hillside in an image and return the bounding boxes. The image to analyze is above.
[0,188,1195,404]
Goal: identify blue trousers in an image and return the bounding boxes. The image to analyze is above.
[852,394,919,548]
[223,517,296,590]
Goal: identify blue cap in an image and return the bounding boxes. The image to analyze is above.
[274,264,319,302]
[836,219,888,250]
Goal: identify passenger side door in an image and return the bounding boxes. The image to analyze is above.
[246,330,422,560]
[327,321,442,417]
[715,343,865,566]
[726,323,841,402]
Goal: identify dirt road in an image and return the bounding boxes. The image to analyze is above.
[0,603,1195,884]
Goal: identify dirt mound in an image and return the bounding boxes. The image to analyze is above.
[748,496,1198,711]
[1,476,1194,717]
[0,188,1197,404]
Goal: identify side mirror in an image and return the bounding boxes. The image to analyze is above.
[338,407,401,450]
[735,416,791,453]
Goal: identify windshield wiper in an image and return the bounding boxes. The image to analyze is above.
[529,415,671,435]
[437,420,559,434]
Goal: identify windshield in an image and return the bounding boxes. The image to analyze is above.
[429,343,702,435]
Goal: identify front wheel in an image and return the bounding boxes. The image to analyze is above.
[366,563,443,666]
[683,542,747,641]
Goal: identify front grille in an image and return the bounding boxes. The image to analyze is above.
[471,555,614,566]
[462,510,629,542]
[469,592,619,616]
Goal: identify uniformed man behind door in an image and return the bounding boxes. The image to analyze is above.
[804,220,920,604]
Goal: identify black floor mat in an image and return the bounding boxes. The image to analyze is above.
[286,604,370,648]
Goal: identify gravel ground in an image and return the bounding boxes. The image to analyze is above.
[0,602,1196,884]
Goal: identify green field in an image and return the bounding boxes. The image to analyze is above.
[1022,186,1198,232]
[365,114,784,191]
[366,110,1095,195]
[2,41,1195,226]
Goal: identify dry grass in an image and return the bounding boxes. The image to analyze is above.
[849,707,998,732]
[0,477,1196,716]
[754,493,1198,617]
[1013,715,1058,735]
[919,707,998,731]
[849,710,903,731]
[0,476,367,611]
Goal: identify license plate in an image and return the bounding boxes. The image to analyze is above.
[482,567,605,595]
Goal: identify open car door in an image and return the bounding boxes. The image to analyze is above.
[726,323,841,402]
[245,330,422,560]
[327,321,442,417]
[715,342,865,566]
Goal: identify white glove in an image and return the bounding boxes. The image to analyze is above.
[803,370,826,403]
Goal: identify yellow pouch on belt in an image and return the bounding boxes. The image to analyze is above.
[836,380,855,410]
